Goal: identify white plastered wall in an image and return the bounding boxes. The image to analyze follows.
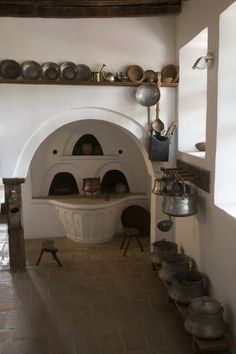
[0,16,177,242]
[176,0,236,349]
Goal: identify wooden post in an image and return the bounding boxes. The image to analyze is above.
[3,178,26,272]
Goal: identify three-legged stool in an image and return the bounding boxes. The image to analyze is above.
[36,240,62,267]
[120,227,144,256]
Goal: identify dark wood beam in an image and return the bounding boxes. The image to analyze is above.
[3,178,26,272]
[176,160,210,193]
[0,0,181,5]
[0,2,182,18]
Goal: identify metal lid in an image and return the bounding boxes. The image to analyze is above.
[152,239,177,250]
[189,296,223,316]
[173,270,204,285]
[162,253,188,264]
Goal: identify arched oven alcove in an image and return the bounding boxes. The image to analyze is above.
[72,134,103,155]
[101,169,130,193]
[49,172,79,195]
[23,111,154,243]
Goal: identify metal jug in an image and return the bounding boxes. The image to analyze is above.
[152,178,167,195]
[103,71,115,82]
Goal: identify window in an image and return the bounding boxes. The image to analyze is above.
[178,28,208,158]
[215,1,236,217]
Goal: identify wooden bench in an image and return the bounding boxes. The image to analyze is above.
[193,336,231,353]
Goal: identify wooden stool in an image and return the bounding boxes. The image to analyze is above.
[36,240,62,267]
[120,227,144,256]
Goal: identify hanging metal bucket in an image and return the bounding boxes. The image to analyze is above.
[162,181,198,217]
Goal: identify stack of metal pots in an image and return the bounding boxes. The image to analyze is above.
[151,239,178,266]
[158,253,190,283]
[168,270,206,304]
[184,296,227,339]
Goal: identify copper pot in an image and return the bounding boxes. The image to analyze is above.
[82,178,101,193]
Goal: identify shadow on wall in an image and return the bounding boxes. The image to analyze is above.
[224,304,235,344]
[196,195,207,224]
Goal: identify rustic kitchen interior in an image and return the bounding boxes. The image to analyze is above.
[0,0,236,353]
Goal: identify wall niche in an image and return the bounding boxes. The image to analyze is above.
[101,170,130,193]
[72,134,103,156]
[49,172,79,195]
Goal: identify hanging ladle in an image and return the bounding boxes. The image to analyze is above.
[151,102,165,133]
[157,215,173,232]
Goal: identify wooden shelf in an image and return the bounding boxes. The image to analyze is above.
[55,155,119,161]
[0,79,178,88]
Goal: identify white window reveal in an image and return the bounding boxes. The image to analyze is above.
[215,1,236,218]
[178,28,208,159]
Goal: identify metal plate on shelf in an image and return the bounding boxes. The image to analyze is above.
[76,64,92,81]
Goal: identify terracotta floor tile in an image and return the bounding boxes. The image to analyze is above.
[0,235,193,354]
[99,330,124,353]
[121,326,148,351]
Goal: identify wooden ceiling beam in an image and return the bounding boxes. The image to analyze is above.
[0,0,181,5]
[0,2,182,18]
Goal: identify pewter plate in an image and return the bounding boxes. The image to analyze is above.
[21,60,41,80]
[0,59,20,79]
[76,64,92,81]
[59,61,77,80]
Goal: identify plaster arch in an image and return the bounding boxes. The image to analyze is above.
[13,107,153,178]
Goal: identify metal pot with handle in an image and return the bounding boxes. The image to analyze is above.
[162,181,198,217]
